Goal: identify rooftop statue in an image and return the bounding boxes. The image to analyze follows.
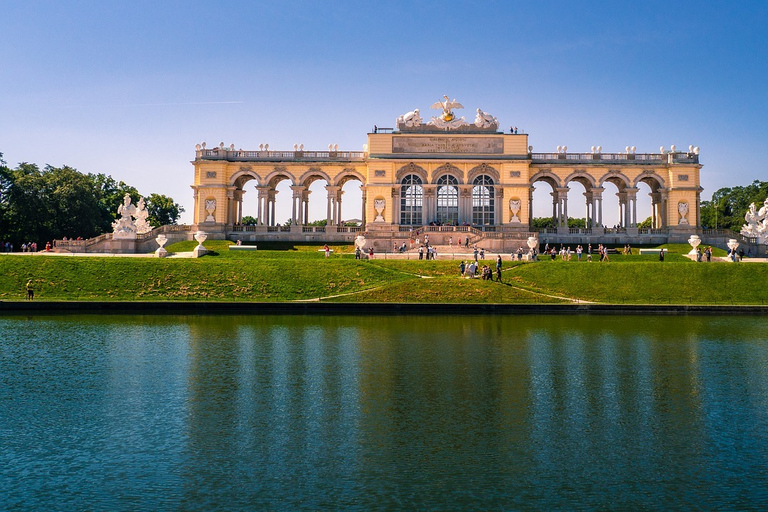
[396,109,422,128]
[428,95,468,130]
[474,108,498,129]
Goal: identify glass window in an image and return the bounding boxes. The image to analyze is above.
[472,175,495,226]
[436,175,459,225]
[400,174,423,225]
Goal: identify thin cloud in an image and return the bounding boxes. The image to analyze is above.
[58,101,244,109]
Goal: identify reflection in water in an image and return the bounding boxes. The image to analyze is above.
[1,314,768,509]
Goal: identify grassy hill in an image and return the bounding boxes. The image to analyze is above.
[0,240,765,305]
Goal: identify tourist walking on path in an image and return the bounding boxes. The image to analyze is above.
[324,244,330,258]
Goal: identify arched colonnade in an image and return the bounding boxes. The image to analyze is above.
[228,166,366,227]
[529,169,669,229]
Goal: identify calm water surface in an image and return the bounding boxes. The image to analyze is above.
[1,313,768,510]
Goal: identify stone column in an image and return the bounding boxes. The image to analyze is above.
[226,189,236,225]
[551,190,558,222]
[360,186,367,228]
[268,190,277,226]
[584,190,594,228]
[616,191,628,227]
[336,189,345,226]
[423,185,436,225]
[460,185,472,225]
[325,185,339,229]
[591,187,604,228]
[528,187,535,229]
[495,187,503,226]
[556,187,570,227]
[650,192,661,229]
[625,187,639,227]
[302,189,310,225]
[660,190,669,227]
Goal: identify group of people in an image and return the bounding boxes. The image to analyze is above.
[2,241,45,252]
[460,255,503,282]
[541,243,617,262]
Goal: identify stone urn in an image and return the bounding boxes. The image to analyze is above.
[727,238,739,262]
[193,230,208,257]
[687,235,701,256]
[155,234,168,258]
[526,236,539,261]
[373,199,386,222]
[509,198,521,223]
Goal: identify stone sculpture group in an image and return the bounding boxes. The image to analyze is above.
[112,193,152,239]
[741,198,768,243]
[396,95,498,132]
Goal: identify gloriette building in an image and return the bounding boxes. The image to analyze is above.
[191,97,702,250]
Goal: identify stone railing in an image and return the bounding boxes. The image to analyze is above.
[530,152,697,164]
[198,149,366,162]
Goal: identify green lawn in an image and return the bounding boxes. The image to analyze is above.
[0,241,765,304]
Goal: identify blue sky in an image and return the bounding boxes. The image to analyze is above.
[2,1,767,225]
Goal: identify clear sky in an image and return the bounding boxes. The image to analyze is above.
[2,0,767,226]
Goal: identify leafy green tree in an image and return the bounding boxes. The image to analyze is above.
[530,217,556,229]
[700,180,768,231]
[241,215,258,225]
[144,193,184,227]
[0,152,185,245]
[638,216,653,229]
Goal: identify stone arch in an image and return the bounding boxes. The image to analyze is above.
[467,163,499,184]
[431,163,464,184]
[633,170,665,191]
[335,168,366,187]
[396,162,428,183]
[336,168,366,226]
[564,170,597,189]
[264,167,297,187]
[230,167,261,188]
[299,167,332,187]
[598,170,632,190]
[529,169,562,189]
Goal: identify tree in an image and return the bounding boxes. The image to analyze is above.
[241,215,258,226]
[638,216,653,229]
[144,193,184,227]
[0,152,185,245]
[700,180,768,231]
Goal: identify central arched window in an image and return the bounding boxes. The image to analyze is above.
[472,175,495,226]
[400,174,423,225]
[436,175,459,225]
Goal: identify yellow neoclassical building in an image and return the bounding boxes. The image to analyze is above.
[191,98,702,248]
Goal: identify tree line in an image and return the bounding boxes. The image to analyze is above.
[0,152,184,245]
[699,180,768,232]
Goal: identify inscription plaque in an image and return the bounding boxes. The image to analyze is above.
[678,174,689,182]
[393,136,503,154]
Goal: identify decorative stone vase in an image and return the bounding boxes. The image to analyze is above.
[155,234,168,258]
[687,235,701,256]
[193,231,208,257]
[205,199,216,223]
[373,199,386,222]
[527,236,538,251]
[726,238,739,262]
[678,202,689,225]
[354,235,367,250]
[509,198,521,223]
